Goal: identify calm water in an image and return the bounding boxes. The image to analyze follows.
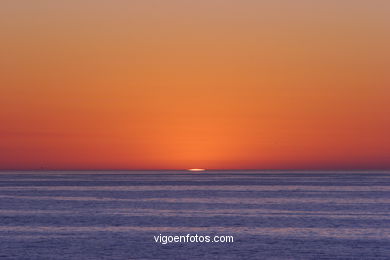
[0,170,390,259]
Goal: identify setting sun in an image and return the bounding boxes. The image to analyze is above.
[188,169,206,172]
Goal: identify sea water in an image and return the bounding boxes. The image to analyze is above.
[0,170,389,259]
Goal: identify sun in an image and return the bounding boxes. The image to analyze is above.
[187,168,206,172]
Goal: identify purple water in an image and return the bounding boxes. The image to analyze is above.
[1,170,390,259]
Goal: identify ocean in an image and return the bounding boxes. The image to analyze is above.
[0,170,389,259]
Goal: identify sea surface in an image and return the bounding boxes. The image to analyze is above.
[0,170,390,259]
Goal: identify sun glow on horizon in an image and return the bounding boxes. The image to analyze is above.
[188,169,206,172]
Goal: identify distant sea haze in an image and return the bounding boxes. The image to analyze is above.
[0,170,390,259]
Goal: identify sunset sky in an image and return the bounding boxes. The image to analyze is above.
[1,1,389,170]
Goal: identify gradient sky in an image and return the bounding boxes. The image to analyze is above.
[0,1,389,170]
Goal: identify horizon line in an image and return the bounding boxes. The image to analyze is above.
[1,168,389,172]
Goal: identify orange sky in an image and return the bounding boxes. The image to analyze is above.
[0,1,389,170]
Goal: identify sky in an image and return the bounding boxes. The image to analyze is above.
[0,1,389,170]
